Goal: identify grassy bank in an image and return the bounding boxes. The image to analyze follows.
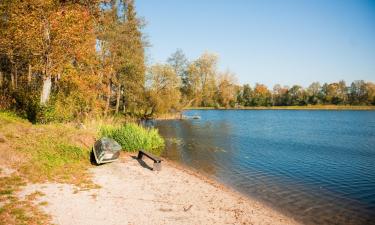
[0,111,165,224]
[186,105,375,110]
[0,111,97,185]
[0,112,98,224]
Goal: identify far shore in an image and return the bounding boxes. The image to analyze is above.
[186,105,375,111]
[16,153,299,225]
[152,105,375,120]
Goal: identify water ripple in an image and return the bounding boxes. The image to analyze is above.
[155,110,375,225]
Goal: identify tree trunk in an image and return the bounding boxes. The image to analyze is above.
[40,19,52,105]
[10,65,15,90]
[28,64,32,84]
[0,71,3,88]
[122,93,126,113]
[115,83,121,114]
[40,76,52,105]
[104,79,111,116]
[14,66,18,89]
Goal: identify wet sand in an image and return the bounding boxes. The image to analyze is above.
[18,154,299,225]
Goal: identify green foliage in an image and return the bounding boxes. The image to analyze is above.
[100,123,165,155]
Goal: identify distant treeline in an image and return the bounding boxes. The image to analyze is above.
[1,1,374,123]
[235,80,375,107]
[159,50,375,109]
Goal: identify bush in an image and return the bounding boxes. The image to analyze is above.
[100,123,165,155]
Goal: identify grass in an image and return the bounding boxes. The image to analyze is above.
[100,123,165,155]
[0,118,96,185]
[0,111,99,224]
[0,111,25,123]
[186,105,375,110]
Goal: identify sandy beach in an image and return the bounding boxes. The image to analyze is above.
[17,154,299,225]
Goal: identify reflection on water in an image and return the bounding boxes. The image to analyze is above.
[150,110,375,225]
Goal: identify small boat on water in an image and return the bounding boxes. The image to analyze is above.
[181,115,201,120]
[92,137,121,164]
[192,115,201,119]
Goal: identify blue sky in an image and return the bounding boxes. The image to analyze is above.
[136,0,375,87]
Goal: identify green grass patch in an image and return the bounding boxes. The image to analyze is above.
[0,111,25,122]
[100,123,165,155]
[0,112,96,186]
[29,143,88,180]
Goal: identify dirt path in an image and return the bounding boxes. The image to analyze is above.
[18,155,299,225]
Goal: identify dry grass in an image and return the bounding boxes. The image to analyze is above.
[0,175,50,225]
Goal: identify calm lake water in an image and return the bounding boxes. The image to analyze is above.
[151,110,375,225]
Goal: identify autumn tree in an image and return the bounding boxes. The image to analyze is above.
[217,71,237,108]
[121,0,146,115]
[146,64,181,115]
[0,0,100,121]
[365,82,375,105]
[187,52,218,107]
[251,83,271,106]
[98,0,145,115]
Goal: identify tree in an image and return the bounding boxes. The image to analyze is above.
[287,85,306,106]
[349,80,367,105]
[252,83,271,106]
[121,0,146,115]
[167,49,189,80]
[167,49,190,102]
[98,0,146,115]
[146,64,181,115]
[0,0,100,121]
[307,82,321,105]
[217,71,237,108]
[187,52,218,107]
[272,84,288,106]
[365,82,375,105]
[337,80,348,104]
[240,84,252,106]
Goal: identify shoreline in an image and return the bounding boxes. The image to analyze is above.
[152,105,375,120]
[186,105,375,111]
[18,153,299,225]
[161,156,298,222]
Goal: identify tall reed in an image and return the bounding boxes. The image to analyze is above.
[100,123,165,155]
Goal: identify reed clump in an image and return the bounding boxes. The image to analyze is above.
[100,123,165,155]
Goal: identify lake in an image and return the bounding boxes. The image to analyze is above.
[150,110,375,225]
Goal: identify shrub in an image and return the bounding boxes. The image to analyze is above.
[100,123,165,155]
